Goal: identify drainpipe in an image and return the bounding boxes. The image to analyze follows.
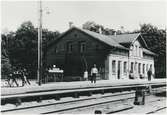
[82,55,88,80]
[129,45,134,79]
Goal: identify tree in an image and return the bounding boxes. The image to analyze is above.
[82,21,116,35]
[2,21,60,79]
[42,29,60,68]
[102,28,116,35]
[82,21,166,78]
[82,21,105,33]
[1,34,12,78]
[140,23,166,78]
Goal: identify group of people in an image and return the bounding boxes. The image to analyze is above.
[6,68,31,87]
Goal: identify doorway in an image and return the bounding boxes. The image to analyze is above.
[118,61,121,79]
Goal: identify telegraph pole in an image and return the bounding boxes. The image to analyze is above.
[37,0,42,86]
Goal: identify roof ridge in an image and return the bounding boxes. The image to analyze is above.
[77,27,128,50]
[109,32,140,36]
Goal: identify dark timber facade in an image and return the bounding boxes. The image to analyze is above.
[46,27,155,81]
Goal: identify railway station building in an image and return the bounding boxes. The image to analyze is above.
[46,27,156,81]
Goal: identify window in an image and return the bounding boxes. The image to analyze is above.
[123,62,127,73]
[143,64,145,74]
[131,62,134,72]
[130,45,134,56]
[146,64,149,72]
[134,62,137,71]
[74,33,78,38]
[141,48,143,57]
[135,45,137,56]
[150,64,152,71]
[112,60,116,74]
[138,63,141,74]
[54,46,58,53]
[96,44,99,51]
[67,42,72,53]
[80,41,86,53]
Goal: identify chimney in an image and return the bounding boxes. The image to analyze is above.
[120,26,124,33]
[114,31,117,36]
[99,27,102,34]
[69,21,73,28]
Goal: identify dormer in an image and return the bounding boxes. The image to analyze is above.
[129,40,143,57]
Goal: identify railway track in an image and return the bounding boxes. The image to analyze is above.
[2,82,166,105]
[2,90,166,114]
[146,107,167,114]
[1,82,166,114]
[1,91,135,114]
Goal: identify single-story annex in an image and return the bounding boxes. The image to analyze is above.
[46,27,156,81]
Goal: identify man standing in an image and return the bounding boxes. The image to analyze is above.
[147,67,152,81]
[91,64,98,83]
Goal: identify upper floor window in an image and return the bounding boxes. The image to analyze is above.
[74,33,78,38]
[140,47,143,57]
[135,45,138,56]
[54,46,58,53]
[130,43,143,57]
[67,42,73,53]
[129,45,133,56]
[139,47,141,57]
[96,44,100,51]
[79,41,86,53]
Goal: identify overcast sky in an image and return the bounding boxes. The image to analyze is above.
[1,0,167,33]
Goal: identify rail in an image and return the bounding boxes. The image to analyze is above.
[1,91,135,113]
[2,88,165,114]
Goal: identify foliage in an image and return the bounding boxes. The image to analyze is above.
[139,23,166,78]
[1,34,12,78]
[1,21,60,78]
[83,21,166,78]
[1,21,166,79]
[82,21,116,35]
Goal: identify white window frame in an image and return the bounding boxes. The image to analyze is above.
[80,42,86,53]
[67,42,73,53]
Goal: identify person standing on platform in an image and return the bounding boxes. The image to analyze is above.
[91,64,98,83]
[147,67,152,81]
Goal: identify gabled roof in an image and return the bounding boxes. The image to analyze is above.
[110,33,140,43]
[49,27,128,50]
[143,48,156,56]
[48,26,155,56]
[110,33,148,49]
[78,28,128,50]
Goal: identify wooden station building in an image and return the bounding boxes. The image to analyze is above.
[46,27,156,81]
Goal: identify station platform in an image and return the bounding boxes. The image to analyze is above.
[1,79,166,96]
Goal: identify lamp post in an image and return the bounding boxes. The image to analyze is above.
[37,0,42,86]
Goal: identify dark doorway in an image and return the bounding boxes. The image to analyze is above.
[118,61,121,79]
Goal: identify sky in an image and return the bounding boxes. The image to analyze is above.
[1,0,167,33]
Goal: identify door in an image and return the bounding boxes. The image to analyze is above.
[118,61,121,79]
